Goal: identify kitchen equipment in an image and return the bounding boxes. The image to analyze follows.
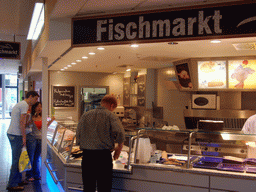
[198,120,224,131]
[192,94,217,109]
[122,109,137,126]
[113,106,124,118]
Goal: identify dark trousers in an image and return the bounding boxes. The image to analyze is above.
[82,149,113,192]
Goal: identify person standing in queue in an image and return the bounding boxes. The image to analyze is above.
[25,102,55,182]
[6,91,39,191]
[76,95,125,192]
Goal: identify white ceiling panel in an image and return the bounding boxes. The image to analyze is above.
[78,0,143,15]
[47,37,256,74]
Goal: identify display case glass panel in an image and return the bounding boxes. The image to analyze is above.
[59,129,76,160]
[198,61,227,89]
[53,125,66,151]
[47,120,58,144]
[228,59,256,89]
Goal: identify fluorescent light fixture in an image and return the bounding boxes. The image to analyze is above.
[82,56,88,59]
[27,3,44,40]
[67,65,72,67]
[71,62,76,65]
[97,47,105,50]
[76,60,82,62]
[64,67,68,69]
[126,68,131,72]
[211,40,221,43]
[89,52,95,55]
[130,44,139,47]
[61,69,65,71]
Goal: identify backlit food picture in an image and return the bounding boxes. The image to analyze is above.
[198,61,226,89]
[175,63,193,89]
[229,60,256,89]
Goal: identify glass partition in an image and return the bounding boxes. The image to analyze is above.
[135,128,256,173]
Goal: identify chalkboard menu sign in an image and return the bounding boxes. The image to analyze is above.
[52,86,75,108]
[137,75,146,107]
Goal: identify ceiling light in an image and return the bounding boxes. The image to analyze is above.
[64,67,68,69]
[97,47,105,50]
[71,62,76,65]
[89,52,95,55]
[76,60,82,62]
[130,44,139,48]
[27,3,44,40]
[82,56,88,59]
[61,69,65,71]
[126,68,131,72]
[67,65,72,67]
[211,40,221,43]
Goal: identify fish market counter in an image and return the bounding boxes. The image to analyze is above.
[46,122,256,192]
[47,141,256,192]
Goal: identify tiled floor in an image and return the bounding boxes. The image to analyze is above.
[0,119,56,192]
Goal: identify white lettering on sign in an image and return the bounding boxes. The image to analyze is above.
[53,88,74,99]
[96,10,223,41]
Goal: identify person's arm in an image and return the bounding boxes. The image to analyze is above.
[110,114,125,160]
[20,113,27,146]
[113,142,123,160]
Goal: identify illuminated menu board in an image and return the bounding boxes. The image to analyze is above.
[198,61,227,89]
[229,60,256,89]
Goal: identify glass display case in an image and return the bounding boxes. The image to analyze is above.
[47,120,58,144]
[135,128,256,174]
[47,120,137,171]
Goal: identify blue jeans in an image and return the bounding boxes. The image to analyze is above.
[7,134,23,188]
[26,133,41,179]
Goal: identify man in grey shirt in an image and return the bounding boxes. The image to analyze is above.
[6,91,39,191]
[76,95,125,192]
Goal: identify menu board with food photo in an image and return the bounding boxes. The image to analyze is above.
[198,61,227,89]
[229,60,256,89]
[175,63,193,89]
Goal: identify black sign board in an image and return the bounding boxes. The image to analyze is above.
[0,41,20,59]
[72,3,256,47]
[52,86,75,108]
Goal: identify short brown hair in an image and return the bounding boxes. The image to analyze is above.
[101,95,117,108]
[26,91,39,99]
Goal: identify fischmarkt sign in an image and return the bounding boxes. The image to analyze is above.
[72,2,256,47]
[0,41,20,59]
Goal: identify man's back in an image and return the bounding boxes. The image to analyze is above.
[77,106,124,150]
[7,101,28,135]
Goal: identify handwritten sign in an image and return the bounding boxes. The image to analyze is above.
[52,86,75,108]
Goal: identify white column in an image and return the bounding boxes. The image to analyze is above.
[41,57,49,185]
